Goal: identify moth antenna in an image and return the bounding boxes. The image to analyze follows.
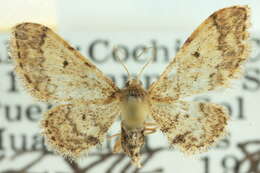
[113,46,131,79]
[137,47,154,81]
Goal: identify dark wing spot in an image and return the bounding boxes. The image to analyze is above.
[172,134,186,144]
[63,60,69,68]
[15,31,28,40]
[184,37,193,45]
[209,73,215,78]
[44,120,49,127]
[41,26,49,32]
[17,51,21,58]
[67,46,74,51]
[192,51,200,58]
[84,62,93,68]
[19,63,23,68]
[39,33,46,46]
[87,136,99,145]
[24,74,32,83]
[172,132,191,144]
[82,114,86,120]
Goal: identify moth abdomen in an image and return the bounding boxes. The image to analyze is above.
[121,123,145,167]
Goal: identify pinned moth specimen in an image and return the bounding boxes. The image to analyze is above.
[9,6,250,167]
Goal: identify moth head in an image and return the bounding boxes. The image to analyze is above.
[114,46,154,88]
[125,78,143,88]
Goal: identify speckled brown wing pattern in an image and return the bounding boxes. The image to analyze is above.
[150,101,229,154]
[41,101,121,158]
[149,6,250,101]
[149,6,250,154]
[10,23,119,103]
[10,22,121,159]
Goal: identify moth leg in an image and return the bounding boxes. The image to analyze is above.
[144,127,157,135]
[107,133,120,140]
[144,122,158,135]
[144,122,157,126]
[113,136,122,153]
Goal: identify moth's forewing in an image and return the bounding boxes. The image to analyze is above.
[149,6,250,101]
[10,23,119,103]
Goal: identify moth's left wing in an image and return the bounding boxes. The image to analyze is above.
[150,101,229,153]
[10,23,119,103]
[41,101,120,158]
[149,6,250,101]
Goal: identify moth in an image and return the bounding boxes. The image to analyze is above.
[9,6,250,167]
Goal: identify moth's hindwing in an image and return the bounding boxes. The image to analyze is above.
[150,101,229,153]
[41,101,121,158]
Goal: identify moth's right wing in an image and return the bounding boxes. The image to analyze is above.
[41,101,121,158]
[149,6,250,101]
[150,101,229,153]
[10,23,119,103]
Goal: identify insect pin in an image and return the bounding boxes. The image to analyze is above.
[10,5,250,168]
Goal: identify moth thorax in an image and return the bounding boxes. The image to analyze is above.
[120,88,149,129]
